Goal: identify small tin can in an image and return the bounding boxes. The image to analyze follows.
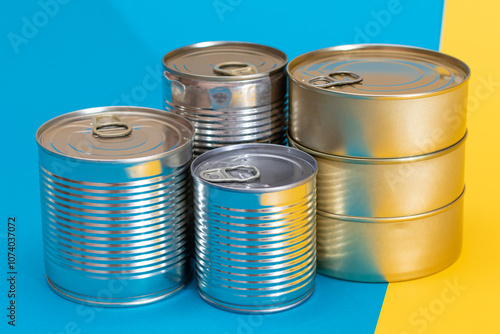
[316,189,465,282]
[287,44,470,158]
[163,41,288,156]
[36,106,195,306]
[288,133,466,218]
[191,144,317,313]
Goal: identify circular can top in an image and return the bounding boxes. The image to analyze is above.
[287,44,470,98]
[36,106,195,162]
[163,41,288,81]
[191,144,317,192]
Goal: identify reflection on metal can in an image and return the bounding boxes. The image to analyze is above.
[191,144,317,313]
[36,106,195,306]
[316,189,465,282]
[163,41,288,156]
[288,133,466,218]
[287,44,470,158]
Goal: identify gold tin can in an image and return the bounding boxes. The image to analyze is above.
[316,189,464,282]
[287,44,470,158]
[288,133,466,218]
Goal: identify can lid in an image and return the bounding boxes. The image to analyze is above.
[191,144,317,192]
[36,106,194,162]
[287,44,470,97]
[163,41,287,81]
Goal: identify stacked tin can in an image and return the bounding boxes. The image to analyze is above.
[162,42,288,157]
[287,44,470,282]
[191,144,318,313]
[36,106,195,306]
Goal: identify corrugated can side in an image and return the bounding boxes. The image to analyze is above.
[191,144,317,313]
[36,106,195,306]
[163,41,289,156]
[316,189,465,282]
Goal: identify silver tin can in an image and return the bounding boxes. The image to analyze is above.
[289,133,466,217]
[316,189,465,282]
[287,44,470,158]
[163,41,288,156]
[36,106,195,306]
[191,144,317,313]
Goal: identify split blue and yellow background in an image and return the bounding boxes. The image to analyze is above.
[1,0,498,333]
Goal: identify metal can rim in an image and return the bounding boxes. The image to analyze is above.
[288,131,467,164]
[163,41,288,82]
[36,106,195,164]
[286,43,471,100]
[317,187,465,223]
[191,143,318,193]
[197,286,315,314]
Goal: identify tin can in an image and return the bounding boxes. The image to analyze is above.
[287,44,470,158]
[163,41,288,156]
[191,144,317,313]
[316,189,464,282]
[36,106,195,306]
[288,133,466,218]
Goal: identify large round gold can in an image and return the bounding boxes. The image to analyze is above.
[287,44,470,158]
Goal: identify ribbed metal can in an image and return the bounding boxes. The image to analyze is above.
[316,189,465,282]
[36,106,195,306]
[287,44,470,158]
[163,41,288,156]
[191,144,317,313]
[288,133,466,217]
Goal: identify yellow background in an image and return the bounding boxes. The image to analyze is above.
[376,0,500,333]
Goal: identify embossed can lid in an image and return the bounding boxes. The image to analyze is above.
[191,143,317,192]
[163,41,288,81]
[287,44,470,98]
[36,106,194,162]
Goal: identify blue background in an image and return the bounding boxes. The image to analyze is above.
[1,1,444,333]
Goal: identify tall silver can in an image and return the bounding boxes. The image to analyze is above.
[163,41,288,156]
[191,144,317,313]
[36,106,195,306]
[287,44,470,158]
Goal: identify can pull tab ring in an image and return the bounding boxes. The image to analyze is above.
[200,165,261,183]
[213,62,258,76]
[308,71,363,88]
[92,114,132,138]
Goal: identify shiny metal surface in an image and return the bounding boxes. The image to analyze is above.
[164,72,287,110]
[36,106,195,307]
[38,106,194,162]
[191,144,317,313]
[163,42,288,156]
[316,189,465,282]
[92,114,132,138]
[287,44,470,158]
[163,41,287,81]
[289,133,466,217]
